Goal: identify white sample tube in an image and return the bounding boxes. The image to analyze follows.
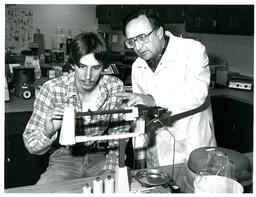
[93,177,103,193]
[104,175,115,193]
[82,183,92,193]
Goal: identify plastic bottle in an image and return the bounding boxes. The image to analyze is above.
[52,27,63,51]
[60,28,66,52]
[82,183,92,193]
[32,56,42,79]
[93,177,103,193]
[39,53,45,64]
[104,175,115,193]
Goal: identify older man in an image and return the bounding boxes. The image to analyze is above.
[116,9,216,167]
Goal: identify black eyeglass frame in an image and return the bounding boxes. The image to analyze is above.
[125,29,156,49]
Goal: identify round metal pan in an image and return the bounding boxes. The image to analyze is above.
[135,169,171,187]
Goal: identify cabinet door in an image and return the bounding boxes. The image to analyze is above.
[5,112,32,136]
[211,97,229,148]
[158,5,184,23]
[5,133,49,188]
[110,5,123,30]
[5,112,49,188]
[185,5,216,33]
[227,99,253,153]
[96,5,110,24]
[211,97,253,153]
[215,5,254,35]
[121,5,140,21]
[137,5,179,24]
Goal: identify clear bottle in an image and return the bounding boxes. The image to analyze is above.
[60,28,67,52]
[216,62,228,87]
[39,53,45,64]
[32,56,42,79]
[52,27,63,51]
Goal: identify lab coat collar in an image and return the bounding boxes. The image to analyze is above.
[153,31,178,74]
[163,31,178,61]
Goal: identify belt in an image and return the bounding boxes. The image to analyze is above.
[60,141,108,152]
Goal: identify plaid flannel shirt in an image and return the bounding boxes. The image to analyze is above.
[23,72,130,171]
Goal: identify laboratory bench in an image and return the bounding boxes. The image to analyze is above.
[4,87,253,189]
[4,152,253,193]
[2,162,196,193]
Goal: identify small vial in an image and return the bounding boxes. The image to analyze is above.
[93,176,103,193]
[104,175,115,193]
[82,183,92,193]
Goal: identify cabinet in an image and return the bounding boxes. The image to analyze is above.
[110,5,123,30]
[215,5,254,35]
[226,99,253,153]
[121,5,140,22]
[97,5,253,35]
[97,5,185,29]
[96,5,110,24]
[5,112,49,189]
[158,5,184,23]
[139,5,185,23]
[185,5,216,33]
[211,97,253,153]
[185,5,254,35]
[101,5,139,30]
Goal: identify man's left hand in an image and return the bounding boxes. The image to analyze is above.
[115,92,156,107]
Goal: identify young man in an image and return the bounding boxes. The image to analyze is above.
[23,32,130,184]
[117,9,216,167]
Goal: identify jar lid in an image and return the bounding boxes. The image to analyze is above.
[187,147,252,183]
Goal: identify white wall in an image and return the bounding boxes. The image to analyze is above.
[166,23,254,77]
[7,4,97,50]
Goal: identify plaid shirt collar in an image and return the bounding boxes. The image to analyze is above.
[65,72,109,111]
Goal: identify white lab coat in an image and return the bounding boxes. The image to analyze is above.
[132,31,217,167]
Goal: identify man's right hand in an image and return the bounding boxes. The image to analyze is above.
[44,107,63,138]
[115,92,156,107]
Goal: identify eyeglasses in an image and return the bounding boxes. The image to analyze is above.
[125,29,155,49]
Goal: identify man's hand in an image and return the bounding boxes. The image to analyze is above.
[44,107,63,138]
[115,92,156,107]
